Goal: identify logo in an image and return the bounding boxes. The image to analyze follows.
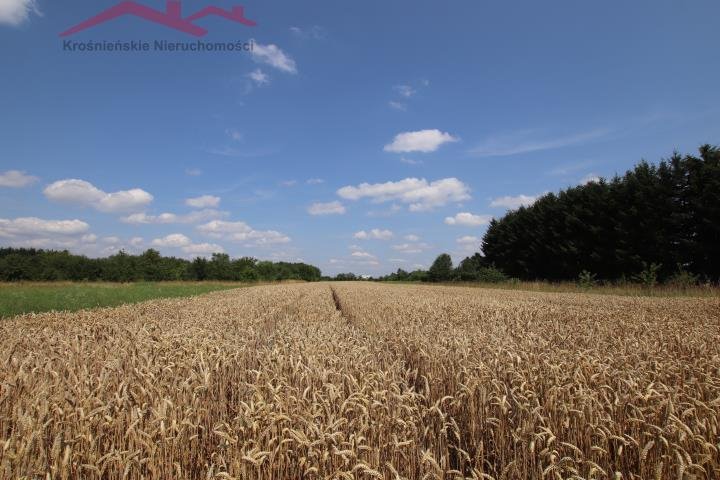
[60,0,257,37]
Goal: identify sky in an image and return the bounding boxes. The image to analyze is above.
[1,0,719,276]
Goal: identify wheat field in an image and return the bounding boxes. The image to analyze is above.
[0,283,718,479]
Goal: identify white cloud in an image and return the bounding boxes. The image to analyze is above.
[151,234,191,248]
[186,195,220,208]
[457,235,479,245]
[280,180,298,187]
[469,128,609,157]
[306,178,324,185]
[351,251,376,259]
[7,237,81,250]
[384,129,458,153]
[182,242,224,255]
[308,201,346,216]
[247,68,269,86]
[121,209,226,225]
[580,173,601,184]
[404,234,420,241]
[388,101,407,111]
[197,220,291,246]
[490,194,539,210]
[150,234,224,256]
[456,235,480,253]
[366,204,402,218]
[354,229,394,240]
[129,237,144,247]
[337,177,470,211]
[0,0,40,26]
[392,242,431,254]
[250,40,297,73]
[0,170,38,188]
[44,179,153,213]
[445,212,493,227]
[394,85,416,98]
[185,168,202,176]
[0,217,89,237]
[81,234,97,243]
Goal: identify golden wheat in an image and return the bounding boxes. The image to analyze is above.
[0,283,718,479]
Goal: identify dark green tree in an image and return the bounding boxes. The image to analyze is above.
[428,254,453,282]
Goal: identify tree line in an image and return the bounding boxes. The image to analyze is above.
[377,145,719,285]
[482,145,719,282]
[0,248,322,282]
[376,253,508,284]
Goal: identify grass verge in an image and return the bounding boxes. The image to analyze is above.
[0,282,247,318]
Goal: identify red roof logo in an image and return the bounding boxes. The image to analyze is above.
[60,0,257,37]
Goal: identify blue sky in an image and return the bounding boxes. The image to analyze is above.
[1,0,719,276]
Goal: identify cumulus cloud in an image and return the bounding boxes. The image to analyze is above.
[247,68,269,86]
[197,220,291,246]
[250,40,297,73]
[151,233,191,248]
[354,229,394,240]
[0,170,38,188]
[150,234,224,256]
[366,204,402,218]
[185,195,220,208]
[457,235,480,245]
[0,0,40,26]
[0,217,93,252]
[456,235,480,253]
[307,201,346,216]
[445,212,493,227]
[0,217,89,238]
[121,209,226,225]
[384,129,458,153]
[490,194,538,210]
[182,242,225,255]
[337,177,470,211]
[44,179,153,213]
[351,250,376,259]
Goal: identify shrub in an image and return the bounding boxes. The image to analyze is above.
[633,262,662,288]
[666,265,698,289]
[476,267,509,283]
[578,270,597,289]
